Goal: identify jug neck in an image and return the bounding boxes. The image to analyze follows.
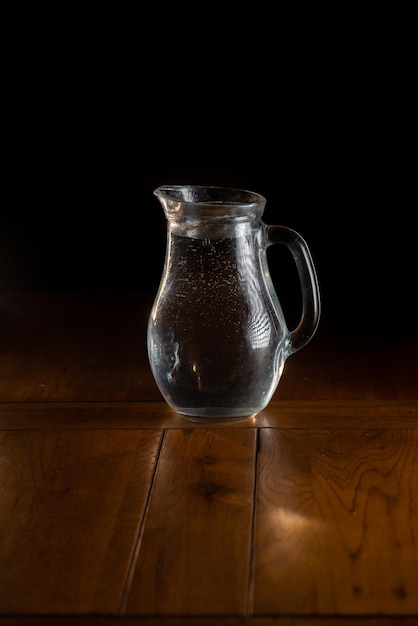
[154,185,266,222]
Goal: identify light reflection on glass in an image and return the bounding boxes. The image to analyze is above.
[236,231,272,349]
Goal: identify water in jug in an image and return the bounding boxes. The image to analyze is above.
[147,185,321,422]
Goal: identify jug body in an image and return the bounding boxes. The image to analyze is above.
[147,186,321,422]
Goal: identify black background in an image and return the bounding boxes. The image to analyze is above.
[2,8,415,339]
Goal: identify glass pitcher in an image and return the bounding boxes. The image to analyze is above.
[147,185,321,422]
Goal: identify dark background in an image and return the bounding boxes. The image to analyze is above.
[1,8,415,339]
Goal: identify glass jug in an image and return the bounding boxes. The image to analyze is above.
[147,185,321,422]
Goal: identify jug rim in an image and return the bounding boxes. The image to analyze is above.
[153,185,266,208]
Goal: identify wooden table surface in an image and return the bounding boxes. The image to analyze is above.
[0,292,417,626]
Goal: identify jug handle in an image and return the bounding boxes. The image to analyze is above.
[266,225,321,354]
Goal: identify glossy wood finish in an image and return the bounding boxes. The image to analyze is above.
[0,292,417,625]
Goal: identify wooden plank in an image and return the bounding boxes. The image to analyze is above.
[124,428,257,615]
[0,429,163,614]
[275,329,418,402]
[1,292,417,404]
[0,291,159,403]
[254,428,418,615]
[1,401,417,430]
[2,617,418,626]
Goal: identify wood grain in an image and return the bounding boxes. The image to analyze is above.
[1,616,418,625]
[125,428,257,615]
[1,292,417,404]
[0,429,162,614]
[1,293,417,623]
[1,400,417,430]
[0,292,156,403]
[254,428,418,615]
